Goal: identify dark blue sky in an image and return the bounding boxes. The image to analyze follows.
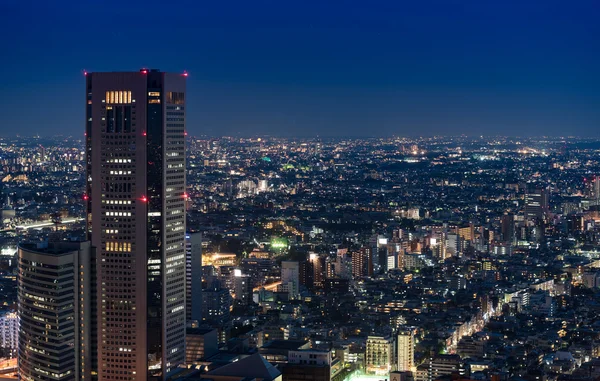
[0,0,598,137]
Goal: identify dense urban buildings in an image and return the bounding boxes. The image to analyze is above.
[5,134,600,380]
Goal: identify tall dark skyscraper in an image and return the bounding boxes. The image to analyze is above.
[185,232,202,325]
[85,69,187,380]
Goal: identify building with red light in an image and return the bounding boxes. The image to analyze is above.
[85,69,187,381]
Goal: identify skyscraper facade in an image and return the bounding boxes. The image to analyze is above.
[18,241,94,381]
[85,69,187,380]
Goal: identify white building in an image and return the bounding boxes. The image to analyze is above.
[397,328,415,372]
[0,311,18,355]
[288,349,332,366]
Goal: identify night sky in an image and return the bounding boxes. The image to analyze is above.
[0,0,598,137]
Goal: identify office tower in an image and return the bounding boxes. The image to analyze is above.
[397,329,415,372]
[0,310,18,357]
[85,70,187,380]
[501,213,515,243]
[525,187,549,221]
[186,232,202,325]
[18,241,94,381]
[365,336,394,376]
[281,261,300,299]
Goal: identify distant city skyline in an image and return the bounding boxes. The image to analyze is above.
[0,1,598,137]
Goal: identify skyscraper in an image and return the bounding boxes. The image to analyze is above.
[186,232,202,325]
[501,213,515,243]
[85,69,187,380]
[18,241,94,381]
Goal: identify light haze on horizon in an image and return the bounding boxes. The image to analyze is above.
[0,0,598,137]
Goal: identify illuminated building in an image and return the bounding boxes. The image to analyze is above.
[282,350,341,381]
[501,213,515,243]
[525,187,549,221]
[85,70,187,380]
[457,224,474,243]
[233,269,252,305]
[397,328,415,372]
[365,336,394,375]
[0,311,18,357]
[352,247,373,278]
[18,241,94,381]
[309,253,326,289]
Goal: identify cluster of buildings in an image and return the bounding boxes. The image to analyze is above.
[2,74,600,381]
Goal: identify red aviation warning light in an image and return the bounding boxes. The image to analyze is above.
[183,193,189,199]
[140,68,148,74]
[182,71,188,77]
[83,194,89,201]
[140,196,148,202]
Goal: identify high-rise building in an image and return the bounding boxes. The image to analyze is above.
[397,328,415,372]
[280,261,299,299]
[501,213,515,243]
[18,241,94,381]
[85,69,187,380]
[186,232,202,325]
[525,187,549,221]
[299,260,314,290]
[309,253,326,289]
[232,270,252,305]
[351,247,373,278]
